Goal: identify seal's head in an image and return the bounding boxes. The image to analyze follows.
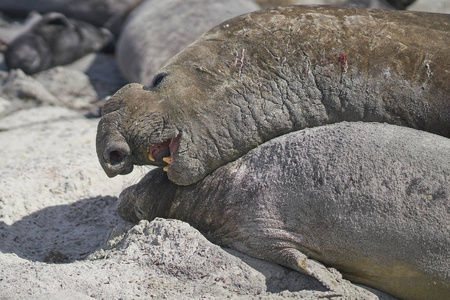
[116,168,176,223]
[96,42,240,185]
[96,22,260,185]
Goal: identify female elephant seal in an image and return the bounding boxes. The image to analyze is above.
[117,122,450,300]
[116,0,259,85]
[96,6,450,185]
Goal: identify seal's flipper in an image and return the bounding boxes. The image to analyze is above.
[271,248,384,298]
[273,248,342,292]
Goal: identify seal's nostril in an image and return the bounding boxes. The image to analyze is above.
[109,150,126,165]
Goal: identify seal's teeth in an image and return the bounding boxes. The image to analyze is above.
[163,156,172,164]
[148,152,155,162]
[147,145,156,162]
[163,156,172,172]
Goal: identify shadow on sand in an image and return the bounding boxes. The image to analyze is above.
[0,194,327,294]
[0,196,123,263]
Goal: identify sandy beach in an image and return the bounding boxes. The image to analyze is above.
[1,1,448,299]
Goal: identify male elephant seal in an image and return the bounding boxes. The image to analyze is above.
[117,122,450,300]
[96,6,450,185]
[5,13,112,74]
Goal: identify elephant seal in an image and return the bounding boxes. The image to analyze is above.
[117,122,450,300]
[96,6,450,185]
[116,0,259,85]
[5,13,113,75]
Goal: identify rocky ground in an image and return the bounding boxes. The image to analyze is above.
[0,1,448,299]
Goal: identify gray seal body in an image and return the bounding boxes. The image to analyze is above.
[116,0,259,85]
[118,122,450,300]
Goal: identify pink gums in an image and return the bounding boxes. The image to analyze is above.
[148,134,181,163]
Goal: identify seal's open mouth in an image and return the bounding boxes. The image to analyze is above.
[147,133,181,171]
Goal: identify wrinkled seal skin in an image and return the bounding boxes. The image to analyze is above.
[96,6,450,185]
[118,122,450,300]
[5,13,112,75]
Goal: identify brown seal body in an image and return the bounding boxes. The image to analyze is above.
[96,6,450,185]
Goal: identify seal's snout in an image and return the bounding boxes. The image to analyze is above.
[101,141,133,177]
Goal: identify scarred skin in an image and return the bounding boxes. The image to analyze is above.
[117,122,450,300]
[96,6,450,185]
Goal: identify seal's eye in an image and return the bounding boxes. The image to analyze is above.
[135,208,144,219]
[150,73,167,89]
